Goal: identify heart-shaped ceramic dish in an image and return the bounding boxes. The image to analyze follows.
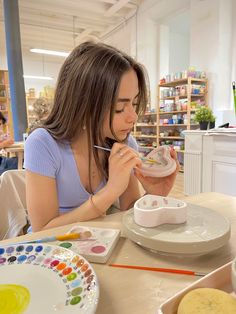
[134,194,187,228]
[139,146,176,177]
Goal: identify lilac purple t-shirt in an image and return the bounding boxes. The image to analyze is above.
[24,128,138,214]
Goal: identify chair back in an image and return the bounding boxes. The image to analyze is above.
[0,169,27,240]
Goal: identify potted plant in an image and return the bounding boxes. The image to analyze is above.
[194,106,215,130]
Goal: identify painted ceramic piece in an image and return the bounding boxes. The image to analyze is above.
[134,194,187,227]
[123,203,231,256]
[139,146,176,177]
[0,244,99,314]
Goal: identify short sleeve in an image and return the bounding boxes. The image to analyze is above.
[127,134,139,152]
[24,128,60,178]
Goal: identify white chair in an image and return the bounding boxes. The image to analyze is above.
[0,169,28,240]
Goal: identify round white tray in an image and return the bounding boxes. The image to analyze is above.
[122,203,231,256]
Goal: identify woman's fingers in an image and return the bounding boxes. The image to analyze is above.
[109,143,141,167]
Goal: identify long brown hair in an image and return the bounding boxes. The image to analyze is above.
[43,41,149,192]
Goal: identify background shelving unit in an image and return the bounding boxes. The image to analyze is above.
[132,111,157,155]
[157,77,208,172]
[0,70,13,137]
[25,87,54,130]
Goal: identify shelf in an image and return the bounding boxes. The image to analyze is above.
[159,78,207,87]
[136,123,157,127]
[133,134,157,138]
[143,112,156,115]
[0,70,13,137]
[159,136,184,140]
[159,110,187,114]
[160,124,187,127]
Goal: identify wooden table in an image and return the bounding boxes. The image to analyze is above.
[1,192,236,314]
[3,141,24,169]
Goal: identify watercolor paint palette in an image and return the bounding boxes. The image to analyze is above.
[0,243,99,314]
[56,226,121,264]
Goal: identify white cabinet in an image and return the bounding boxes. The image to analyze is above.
[184,130,236,197]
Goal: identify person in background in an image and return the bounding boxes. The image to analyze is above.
[24,41,179,232]
[0,112,18,175]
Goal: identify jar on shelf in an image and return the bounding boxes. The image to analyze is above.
[172,114,178,124]
[181,102,187,111]
[176,101,181,111]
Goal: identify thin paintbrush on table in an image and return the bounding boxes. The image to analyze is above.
[109,264,207,276]
[13,231,92,245]
[94,145,160,164]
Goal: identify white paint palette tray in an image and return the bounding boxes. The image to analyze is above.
[55,226,120,264]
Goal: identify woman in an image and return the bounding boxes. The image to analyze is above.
[0,112,17,175]
[24,41,179,232]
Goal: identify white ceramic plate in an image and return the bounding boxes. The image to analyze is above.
[0,243,99,314]
[123,203,231,256]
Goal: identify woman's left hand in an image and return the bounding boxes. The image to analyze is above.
[134,147,180,196]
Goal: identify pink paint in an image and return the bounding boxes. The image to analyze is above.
[91,245,106,254]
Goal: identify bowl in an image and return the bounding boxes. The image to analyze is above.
[139,146,176,177]
[134,194,187,228]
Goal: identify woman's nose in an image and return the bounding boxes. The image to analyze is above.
[126,106,138,123]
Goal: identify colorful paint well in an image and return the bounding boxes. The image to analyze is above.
[0,244,99,314]
[58,226,120,263]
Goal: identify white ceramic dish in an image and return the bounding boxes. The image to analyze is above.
[139,146,176,177]
[134,195,187,228]
[0,243,99,314]
[158,261,236,314]
[123,203,231,256]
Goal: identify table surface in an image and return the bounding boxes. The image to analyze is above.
[4,141,24,150]
[1,192,236,314]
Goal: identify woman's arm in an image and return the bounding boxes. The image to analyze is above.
[26,170,120,232]
[0,138,14,148]
[26,141,142,232]
[119,173,141,210]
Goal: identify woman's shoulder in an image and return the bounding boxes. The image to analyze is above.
[27,128,52,141]
[25,128,59,154]
[26,128,60,147]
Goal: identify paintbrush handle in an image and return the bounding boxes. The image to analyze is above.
[109,264,206,276]
[94,145,160,164]
[56,233,81,241]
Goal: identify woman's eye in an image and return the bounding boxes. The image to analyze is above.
[115,107,125,113]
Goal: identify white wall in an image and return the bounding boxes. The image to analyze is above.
[169,31,189,74]
[190,0,235,125]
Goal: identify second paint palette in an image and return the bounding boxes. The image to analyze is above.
[56,226,120,264]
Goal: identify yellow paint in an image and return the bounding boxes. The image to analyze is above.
[0,284,30,314]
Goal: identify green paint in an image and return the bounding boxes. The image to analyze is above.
[67,273,77,281]
[71,287,83,296]
[59,242,72,249]
[70,296,81,305]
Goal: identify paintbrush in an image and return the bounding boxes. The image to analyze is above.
[94,145,160,164]
[14,231,92,245]
[109,263,206,277]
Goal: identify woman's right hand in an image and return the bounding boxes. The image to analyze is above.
[106,142,141,197]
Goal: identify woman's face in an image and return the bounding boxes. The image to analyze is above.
[103,69,139,141]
